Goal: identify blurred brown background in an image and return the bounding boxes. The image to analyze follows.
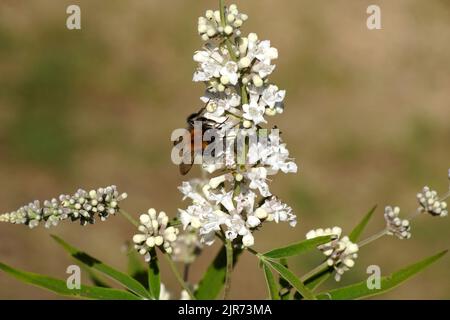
[0,0,449,299]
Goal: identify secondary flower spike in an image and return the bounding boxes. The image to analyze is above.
[0,185,127,228]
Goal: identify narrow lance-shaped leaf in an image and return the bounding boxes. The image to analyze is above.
[148,248,160,299]
[263,236,333,259]
[278,258,292,300]
[0,262,140,300]
[262,261,280,300]
[316,250,448,300]
[263,258,316,300]
[51,235,151,299]
[84,267,110,288]
[195,246,243,299]
[127,246,148,289]
[303,265,332,292]
[349,205,377,242]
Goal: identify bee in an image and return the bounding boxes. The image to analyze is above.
[174,106,225,175]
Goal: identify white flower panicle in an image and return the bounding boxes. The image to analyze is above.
[133,209,180,262]
[177,3,298,247]
[0,186,127,228]
[417,186,448,217]
[306,227,359,281]
[384,206,411,240]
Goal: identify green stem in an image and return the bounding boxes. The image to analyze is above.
[300,261,329,282]
[358,229,388,248]
[164,254,196,300]
[241,84,249,105]
[225,39,238,61]
[119,209,139,227]
[219,0,226,28]
[223,239,234,299]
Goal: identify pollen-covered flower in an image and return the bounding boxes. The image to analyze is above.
[0,186,127,228]
[417,186,448,217]
[384,206,411,240]
[306,227,358,281]
[133,209,180,262]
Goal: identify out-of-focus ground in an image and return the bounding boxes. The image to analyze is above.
[0,0,449,299]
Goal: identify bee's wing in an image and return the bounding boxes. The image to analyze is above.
[173,135,195,176]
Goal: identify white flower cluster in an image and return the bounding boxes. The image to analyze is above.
[178,3,298,247]
[384,206,411,239]
[133,209,180,262]
[0,186,127,228]
[193,33,279,100]
[306,227,359,281]
[417,186,448,217]
[198,4,248,41]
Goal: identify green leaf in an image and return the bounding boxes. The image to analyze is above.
[51,235,151,299]
[349,205,377,242]
[127,246,148,289]
[278,258,292,300]
[317,250,448,300]
[195,245,243,299]
[84,267,110,288]
[304,266,332,291]
[262,261,280,300]
[148,248,160,299]
[0,262,140,300]
[263,258,316,300]
[263,236,334,259]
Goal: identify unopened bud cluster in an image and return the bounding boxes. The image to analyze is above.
[417,186,448,217]
[306,227,359,281]
[384,206,411,239]
[133,209,180,262]
[198,4,248,41]
[0,186,127,228]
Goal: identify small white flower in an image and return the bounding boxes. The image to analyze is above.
[234,190,257,214]
[260,196,297,227]
[220,61,239,85]
[245,167,271,197]
[260,85,286,111]
[243,100,267,126]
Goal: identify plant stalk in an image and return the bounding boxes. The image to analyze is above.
[119,209,139,227]
[223,239,234,299]
[164,254,195,300]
